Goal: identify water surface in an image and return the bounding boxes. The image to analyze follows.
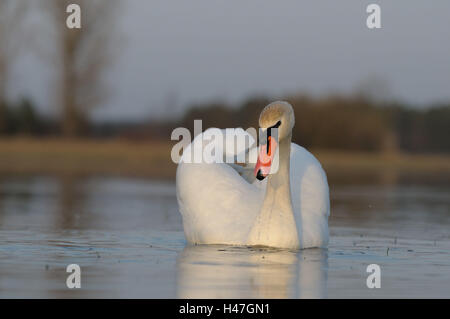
[0,174,449,298]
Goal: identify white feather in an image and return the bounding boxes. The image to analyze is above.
[176,129,330,249]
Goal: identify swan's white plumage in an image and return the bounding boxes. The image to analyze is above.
[289,143,330,248]
[177,129,262,245]
[176,128,330,249]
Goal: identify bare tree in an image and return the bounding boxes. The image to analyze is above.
[0,0,27,132]
[44,0,118,136]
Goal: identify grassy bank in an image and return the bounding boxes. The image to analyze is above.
[0,138,175,178]
[0,138,449,179]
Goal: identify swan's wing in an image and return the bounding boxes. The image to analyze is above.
[226,145,259,183]
[176,129,263,245]
[221,128,259,183]
[289,143,330,248]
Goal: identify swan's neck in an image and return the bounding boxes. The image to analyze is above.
[267,133,292,199]
[248,133,299,248]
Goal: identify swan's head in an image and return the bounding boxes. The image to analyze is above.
[259,101,295,140]
[254,101,295,181]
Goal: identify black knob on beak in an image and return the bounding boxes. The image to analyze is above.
[256,169,266,181]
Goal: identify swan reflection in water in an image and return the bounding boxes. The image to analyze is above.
[176,245,328,298]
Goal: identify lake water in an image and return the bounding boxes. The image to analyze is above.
[0,173,449,298]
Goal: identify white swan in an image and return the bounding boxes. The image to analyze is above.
[176,101,330,249]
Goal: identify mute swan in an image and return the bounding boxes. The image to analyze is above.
[176,101,330,249]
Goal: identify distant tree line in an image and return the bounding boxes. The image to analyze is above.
[1,91,449,154]
[175,95,450,154]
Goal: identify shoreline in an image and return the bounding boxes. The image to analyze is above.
[1,138,450,179]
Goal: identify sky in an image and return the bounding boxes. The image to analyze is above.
[9,0,450,122]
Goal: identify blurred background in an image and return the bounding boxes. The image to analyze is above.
[0,0,449,177]
[0,0,449,298]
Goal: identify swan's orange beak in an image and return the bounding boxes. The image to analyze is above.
[254,135,278,181]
